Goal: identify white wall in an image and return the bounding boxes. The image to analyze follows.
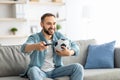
[66,0,120,47]
[1,0,120,47]
[66,0,96,40]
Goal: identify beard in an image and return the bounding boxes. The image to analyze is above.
[43,26,55,35]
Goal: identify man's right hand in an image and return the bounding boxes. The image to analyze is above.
[35,41,48,51]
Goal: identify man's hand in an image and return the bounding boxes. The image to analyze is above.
[55,46,74,56]
[35,41,48,51]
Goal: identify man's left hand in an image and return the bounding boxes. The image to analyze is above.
[55,46,74,56]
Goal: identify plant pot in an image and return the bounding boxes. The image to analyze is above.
[12,32,16,35]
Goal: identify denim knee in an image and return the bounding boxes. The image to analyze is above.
[27,66,47,79]
[27,66,40,75]
[72,63,84,71]
[71,63,84,80]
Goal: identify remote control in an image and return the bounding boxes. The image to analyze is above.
[44,43,52,46]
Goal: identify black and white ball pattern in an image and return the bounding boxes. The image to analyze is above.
[54,39,70,51]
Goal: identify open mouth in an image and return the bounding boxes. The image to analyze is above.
[49,28,54,33]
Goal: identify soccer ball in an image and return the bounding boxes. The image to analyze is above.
[54,39,71,51]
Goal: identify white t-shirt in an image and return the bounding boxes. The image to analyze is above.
[41,40,55,72]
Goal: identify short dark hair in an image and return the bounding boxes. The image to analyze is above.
[41,13,55,22]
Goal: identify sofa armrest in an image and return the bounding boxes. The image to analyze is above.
[0,45,30,77]
[114,48,120,68]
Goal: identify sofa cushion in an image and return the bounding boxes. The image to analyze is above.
[84,68,120,80]
[0,76,28,80]
[63,39,96,66]
[0,45,30,77]
[0,76,54,80]
[85,41,116,69]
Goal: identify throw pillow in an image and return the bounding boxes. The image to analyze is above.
[85,41,116,69]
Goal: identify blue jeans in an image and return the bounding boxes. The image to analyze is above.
[27,63,84,80]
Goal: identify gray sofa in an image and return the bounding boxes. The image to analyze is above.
[0,39,120,80]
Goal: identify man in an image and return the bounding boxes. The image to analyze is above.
[21,13,84,80]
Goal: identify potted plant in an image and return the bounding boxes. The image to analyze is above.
[10,27,18,35]
[56,24,62,31]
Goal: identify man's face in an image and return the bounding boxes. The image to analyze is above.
[41,16,56,35]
